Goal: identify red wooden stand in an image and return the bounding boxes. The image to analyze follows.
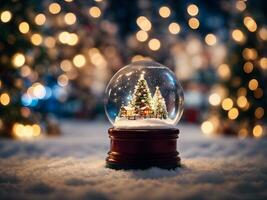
[106,128,180,170]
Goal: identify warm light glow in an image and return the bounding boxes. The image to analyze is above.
[205,34,217,46]
[201,121,214,135]
[12,53,25,68]
[168,22,180,34]
[232,29,245,43]
[253,125,263,138]
[238,129,248,138]
[228,108,239,120]
[148,38,161,51]
[60,60,72,72]
[131,55,145,62]
[217,64,230,80]
[259,27,267,41]
[35,14,46,25]
[222,98,233,111]
[89,6,101,18]
[68,33,78,45]
[248,79,258,91]
[259,57,267,69]
[237,96,247,108]
[12,123,41,139]
[73,54,86,68]
[49,3,61,14]
[187,4,199,16]
[236,0,246,11]
[242,48,257,60]
[58,74,69,87]
[188,17,199,29]
[0,93,10,106]
[64,13,76,25]
[254,88,263,99]
[32,83,46,99]
[255,107,264,119]
[31,33,43,46]
[44,37,56,48]
[159,6,171,18]
[19,22,30,34]
[32,124,41,136]
[244,16,257,32]
[136,30,148,42]
[243,61,253,73]
[1,10,12,23]
[136,16,152,31]
[209,93,221,106]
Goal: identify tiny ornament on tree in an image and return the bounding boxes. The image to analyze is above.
[104,61,184,169]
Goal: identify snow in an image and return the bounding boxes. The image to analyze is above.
[0,120,266,200]
[114,117,174,129]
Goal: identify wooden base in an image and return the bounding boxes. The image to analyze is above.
[106,128,180,170]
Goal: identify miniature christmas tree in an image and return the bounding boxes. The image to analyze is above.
[153,86,168,119]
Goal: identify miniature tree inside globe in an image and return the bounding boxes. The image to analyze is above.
[104,60,184,170]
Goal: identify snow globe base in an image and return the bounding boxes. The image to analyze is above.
[106,128,181,170]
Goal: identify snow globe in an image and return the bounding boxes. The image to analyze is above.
[104,60,184,169]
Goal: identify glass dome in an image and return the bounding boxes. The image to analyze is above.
[104,60,184,129]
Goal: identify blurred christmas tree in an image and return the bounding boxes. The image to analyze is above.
[204,0,267,138]
[153,86,168,119]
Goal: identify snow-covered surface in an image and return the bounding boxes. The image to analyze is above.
[114,117,174,129]
[0,120,266,200]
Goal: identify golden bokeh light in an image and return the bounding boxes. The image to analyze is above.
[187,4,199,16]
[19,22,30,34]
[188,17,199,29]
[217,64,231,80]
[57,74,69,87]
[236,0,246,11]
[49,3,61,14]
[255,107,264,119]
[232,29,245,43]
[248,79,258,91]
[205,34,217,46]
[159,6,171,18]
[254,88,263,99]
[64,12,76,25]
[228,107,239,120]
[31,33,43,46]
[237,96,247,108]
[168,22,180,34]
[209,93,221,106]
[89,6,101,18]
[259,57,267,69]
[253,125,263,138]
[136,30,148,42]
[0,93,10,106]
[222,98,233,111]
[35,14,46,25]
[60,60,72,72]
[73,54,86,68]
[136,16,152,31]
[242,48,258,60]
[12,53,25,68]
[44,37,56,48]
[244,16,257,32]
[68,33,78,45]
[201,121,214,135]
[32,83,46,99]
[12,123,41,139]
[238,128,248,138]
[1,10,12,23]
[243,61,253,73]
[237,87,247,96]
[148,38,161,51]
[259,27,267,41]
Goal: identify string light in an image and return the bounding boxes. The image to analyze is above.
[148,38,161,51]
[136,30,148,42]
[248,79,258,91]
[19,22,30,34]
[0,93,10,106]
[242,48,257,60]
[228,107,239,120]
[232,29,245,43]
[222,98,233,111]
[35,14,46,25]
[244,16,257,32]
[188,17,199,29]
[201,121,214,135]
[31,33,43,46]
[253,125,263,138]
[89,6,101,18]
[0,10,12,23]
[136,16,152,31]
[64,13,76,25]
[243,61,253,73]
[187,4,199,16]
[159,6,171,18]
[237,96,247,108]
[73,54,86,68]
[49,3,61,14]
[205,34,217,46]
[168,22,180,34]
[12,53,25,68]
[209,93,221,106]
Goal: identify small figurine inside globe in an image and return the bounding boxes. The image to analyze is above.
[104,60,184,170]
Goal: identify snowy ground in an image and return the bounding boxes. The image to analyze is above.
[0,120,266,200]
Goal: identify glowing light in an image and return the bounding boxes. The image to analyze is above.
[222,98,233,111]
[12,53,25,68]
[255,107,264,119]
[236,0,246,11]
[57,74,69,87]
[19,22,30,34]
[259,27,267,41]
[242,48,257,60]
[254,88,263,99]
[64,13,76,25]
[259,57,267,69]
[44,37,56,48]
[35,14,46,25]
[32,124,41,136]
[31,33,43,46]
[68,33,78,45]
[201,121,214,135]
[159,6,171,18]
[60,60,72,72]
[205,34,217,46]
[148,38,161,51]
[237,96,247,108]
[59,31,69,44]
[168,22,180,34]
[238,129,248,138]
[253,125,263,138]
[243,62,253,73]
[49,3,61,14]
[131,55,145,62]
[0,93,10,106]
[73,54,86,68]
[136,16,152,31]
[209,93,221,106]
[232,29,245,43]
[248,79,258,91]
[89,6,101,18]
[12,123,41,139]
[136,30,148,42]
[244,16,257,32]
[1,10,12,23]
[187,4,199,16]
[217,64,230,80]
[32,83,46,99]
[188,17,199,29]
[228,108,239,120]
